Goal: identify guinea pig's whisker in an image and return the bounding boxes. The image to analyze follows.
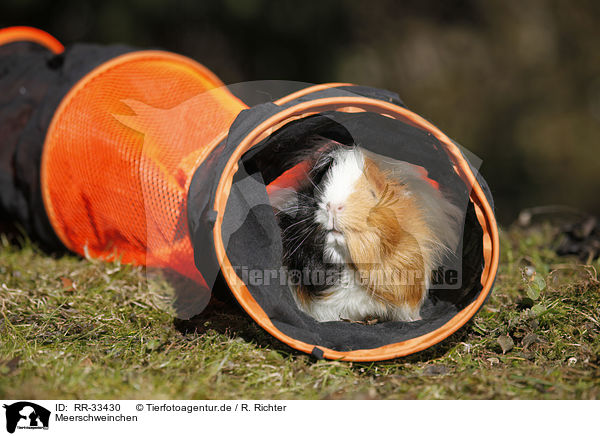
[292,191,315,199]
[282,227,314,241]
[276,206,303,215]
[302,170,324,195]
[284,225,310,242]
[284,225,318,244]
[286,226,318,259]
[282,216,314,231]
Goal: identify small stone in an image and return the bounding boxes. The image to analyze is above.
[486,357,500,365]
[497,335,515,354]
[518,211,532,227]
[423,364,449,376]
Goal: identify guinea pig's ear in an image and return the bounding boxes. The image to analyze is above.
[363,158,390,193]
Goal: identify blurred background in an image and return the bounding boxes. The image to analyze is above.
[2,0,599,224]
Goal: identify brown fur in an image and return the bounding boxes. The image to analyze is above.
[295,285,314,306]
[295,285,334,305]
[340,158,433,309]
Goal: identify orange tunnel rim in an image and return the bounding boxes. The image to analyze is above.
[212,93,500,362]
[0,26,64,54]
[36,44,498,361]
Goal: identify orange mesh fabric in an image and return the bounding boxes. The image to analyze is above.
[41,51,247,284]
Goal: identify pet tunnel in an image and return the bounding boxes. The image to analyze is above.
[0,27,499,361]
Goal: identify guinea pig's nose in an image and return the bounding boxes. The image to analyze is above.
[326,202,344,213]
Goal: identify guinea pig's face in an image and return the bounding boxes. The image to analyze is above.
[315,149,386,251]
[315,148,363,253]
[315,148,405,262]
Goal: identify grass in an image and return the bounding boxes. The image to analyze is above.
[0,224,599,399]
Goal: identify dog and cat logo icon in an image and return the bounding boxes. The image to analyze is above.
[3,402,50,433]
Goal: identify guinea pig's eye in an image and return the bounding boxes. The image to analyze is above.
[369,189,377,199]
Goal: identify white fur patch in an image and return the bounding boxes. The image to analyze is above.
[313,148,364,264]
[319,148,364,209]
[293,267,422,322]
[313,148,365,265]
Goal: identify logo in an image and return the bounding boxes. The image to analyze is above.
[3,402,50,434]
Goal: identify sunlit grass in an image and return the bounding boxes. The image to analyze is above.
[1,226,598,399]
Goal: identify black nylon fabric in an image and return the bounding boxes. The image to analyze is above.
[187,85,406,290]
[334,85,405,107]
[223,113,484,351]
[187,84,495,352]
[187,102,283,289]
[0,41,133,251]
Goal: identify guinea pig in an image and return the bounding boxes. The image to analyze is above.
[274,141,462,323]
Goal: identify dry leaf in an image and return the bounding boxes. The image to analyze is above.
[60,277,75,291]
[522,332,539,349]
